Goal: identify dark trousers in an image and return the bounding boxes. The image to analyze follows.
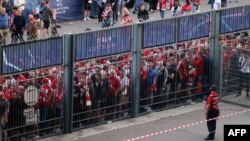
[11,31,24,43]
[98,5,105,23]
[207,109,219,138]
[238,72,250,96]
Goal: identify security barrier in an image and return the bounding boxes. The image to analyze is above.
[0,5,249,140]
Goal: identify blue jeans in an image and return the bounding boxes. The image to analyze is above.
[160,10,165,18]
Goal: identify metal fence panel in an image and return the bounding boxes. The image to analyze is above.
[0,66,64,141]
[178,13,211,42]
[73,53,132,130]
[221,33,250,107]
[143,19,176,48]
[75,27,132,61]
[1,37,63,75]
[220,6,250,34]
[140,39,211,114]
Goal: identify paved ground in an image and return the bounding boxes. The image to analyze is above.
[58,0,249,34]
[41,102,250,141]
[2,0,249,44]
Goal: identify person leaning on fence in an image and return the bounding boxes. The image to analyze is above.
[191,0,200,12]
[137,4,149,22]
[0,7,9,45]
[10,6,25,43]
[102,3,113,28]
[181,0,192,14]
[158,0,167,18]
[171,1,182,16]
[120,7,133,25]
[0,91,9,141]
[27,14,40,40]
[210,0,221,10]
[236,50,250,99]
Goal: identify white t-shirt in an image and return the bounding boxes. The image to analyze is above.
[119,76,129,95]
[14,0,25,11]
[239,56,250,73]
[213,0,221,10]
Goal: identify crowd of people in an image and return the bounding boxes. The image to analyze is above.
[0,0,59,45]
[0,37,212,140]
[94,0,229,27]
[140,38,211,112]
[0,67,64,141]
[221,31,250,99]
[0,0,231,42]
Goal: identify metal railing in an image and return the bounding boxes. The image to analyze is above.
[0,4,249,141]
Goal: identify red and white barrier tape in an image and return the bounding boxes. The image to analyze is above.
[124,109,250,141]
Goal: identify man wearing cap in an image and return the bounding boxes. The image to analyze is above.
[204,85,220,140]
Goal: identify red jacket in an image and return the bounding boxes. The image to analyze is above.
[39,84,52,108]
[206,91,219,110]
[195,56,204,76]
[107,76,120,96]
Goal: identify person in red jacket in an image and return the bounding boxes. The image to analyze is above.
[195,52,204,79]
[107,70,120,120]
[39,77,52,135]
[182,0,192,14]
[204,85,220,140]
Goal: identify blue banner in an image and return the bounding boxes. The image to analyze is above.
[2,38,63,74]
[220,6,250,34]
[75,27,132,61]
[178,12,211,42]
[143,19,176,48]
[50,0,83,22]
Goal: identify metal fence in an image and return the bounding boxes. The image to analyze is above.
[0,5,250,141]
[220,33,250,107]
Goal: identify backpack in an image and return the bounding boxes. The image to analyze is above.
[0,99,8,116]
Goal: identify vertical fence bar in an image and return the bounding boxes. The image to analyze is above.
[210,11,223,96]
[63,34,74,133]
[0,44,2,75]
[132,24,142,118]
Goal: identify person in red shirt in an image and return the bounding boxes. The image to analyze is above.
[159,0,167,18]
[187,63,197,103]
[107,70,120,119]
[120,7,133,25]
[39,77,52,132]
[0,76,5,90]
[177,53,188,91]
[204,85,220,140]
[195,52,204,79]
[182,0,192,14]
[191,0,200,12]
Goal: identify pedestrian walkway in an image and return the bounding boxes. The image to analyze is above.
[40,102,250,141]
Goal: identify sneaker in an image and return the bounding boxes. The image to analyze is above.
[84,18,87,21]
[123,112,128,117]
[147,107,151,112]
[107,120,112,124]
[87,17,91,20]
[34,135,40,139]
